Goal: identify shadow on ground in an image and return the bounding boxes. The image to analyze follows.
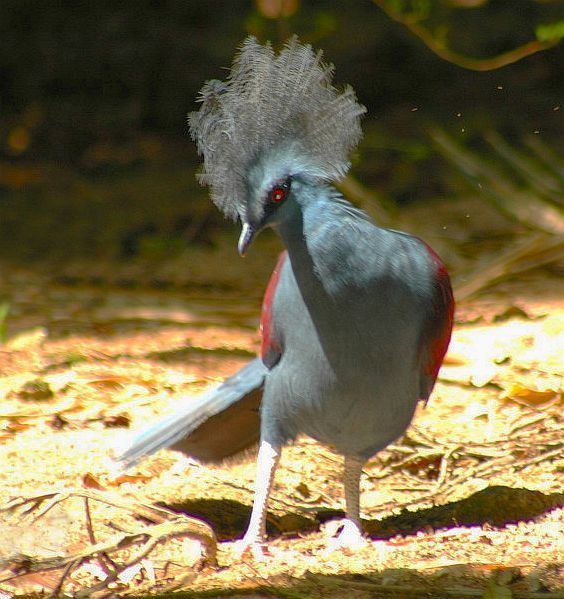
[162,485,563,542]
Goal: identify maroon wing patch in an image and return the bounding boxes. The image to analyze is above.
[419,241,455,400]
[260,251,287,368]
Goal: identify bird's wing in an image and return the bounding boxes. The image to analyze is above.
[260,251,287,369]
[419,243,455,402]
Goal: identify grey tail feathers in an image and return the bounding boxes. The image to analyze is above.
[118,358,266,467]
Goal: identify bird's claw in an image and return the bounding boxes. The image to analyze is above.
[232,535,271,561]
[323,518,367,554]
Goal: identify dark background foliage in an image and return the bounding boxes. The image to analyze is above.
[0,0,562,263]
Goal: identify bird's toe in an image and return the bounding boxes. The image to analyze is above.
[232,535,272,562]
[323,518,367,554]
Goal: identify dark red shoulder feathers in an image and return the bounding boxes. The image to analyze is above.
[419,241,454,401]
[260,251,287,368]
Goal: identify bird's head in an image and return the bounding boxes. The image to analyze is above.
[237,166,295,256]
[237,146,321,255]
[188,36,365,256]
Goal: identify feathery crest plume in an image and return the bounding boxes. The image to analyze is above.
[189,36,366,219]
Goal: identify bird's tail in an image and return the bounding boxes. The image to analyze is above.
[118,358,266,467]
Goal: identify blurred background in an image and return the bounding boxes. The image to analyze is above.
[0,0,562,294]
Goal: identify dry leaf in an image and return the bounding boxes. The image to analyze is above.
[500,382,561,406]
[118,562,143,584]
[82,472,106,490]
[45,371,78,392]
[140,559,156,584]
[470,363,498,387]
[442,352,469,366]
[85,376,127,390]
[493,305,532,322]
[107,472,154,486]
[102,413,130,428]
[17,379,54,401]
[9,422,33,435]
[295,482,311,498]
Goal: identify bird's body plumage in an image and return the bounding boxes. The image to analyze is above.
[118,36,454,555]
[259,183,451,458]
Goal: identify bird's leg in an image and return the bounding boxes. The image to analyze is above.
[325,454,367,552]
[344,454,364,529]
[234,439,280,559]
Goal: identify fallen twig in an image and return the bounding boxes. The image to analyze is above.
[1,488,217,597]
[365,411,562,516]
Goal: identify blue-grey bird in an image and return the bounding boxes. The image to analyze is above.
[119,36,454,554]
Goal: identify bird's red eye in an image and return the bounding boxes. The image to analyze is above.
[268,178,291,206]
[272,187,286,203]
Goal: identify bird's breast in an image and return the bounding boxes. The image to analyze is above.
[263,255,421,456]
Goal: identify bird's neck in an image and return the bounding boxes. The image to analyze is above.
[275,185,325,259]
[276,182,334,247]
[275,184,343,299]
[273,184,361,367]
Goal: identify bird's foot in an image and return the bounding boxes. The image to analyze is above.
[232,534,272,562]
[323,518,367,554]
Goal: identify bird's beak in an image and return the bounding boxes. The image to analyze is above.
[238,222,255,257]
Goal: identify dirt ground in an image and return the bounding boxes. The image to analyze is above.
[0,208,562,597]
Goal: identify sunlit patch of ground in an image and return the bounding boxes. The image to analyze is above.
[0,260,562,597]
